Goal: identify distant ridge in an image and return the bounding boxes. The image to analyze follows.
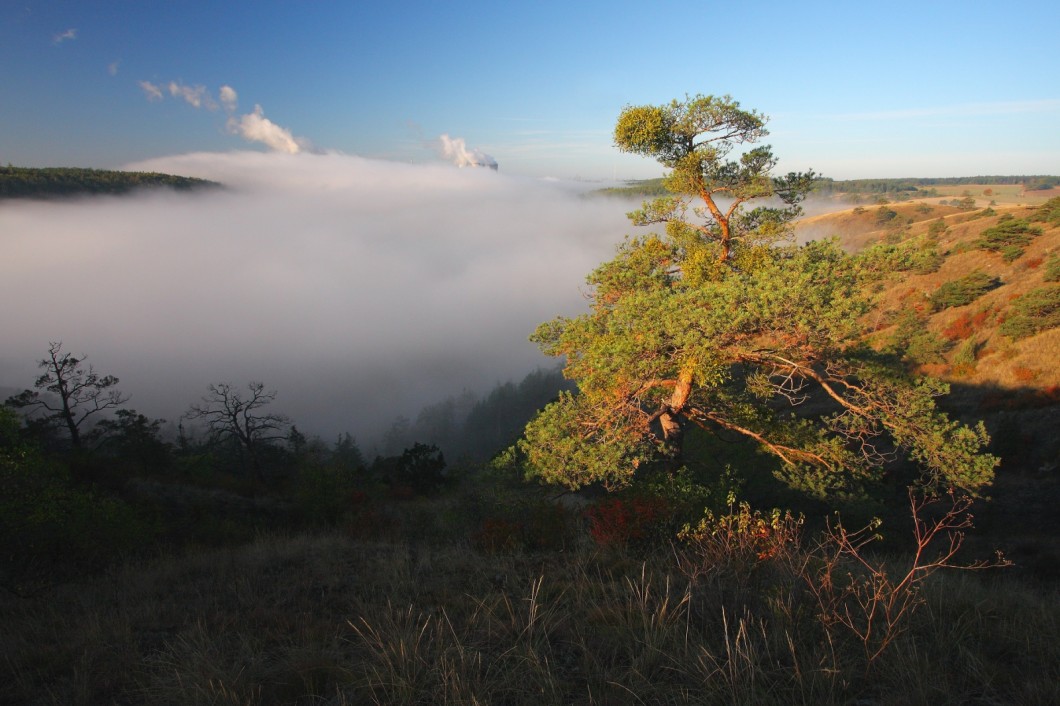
[595,175,1060,200]
[0,166,221,200]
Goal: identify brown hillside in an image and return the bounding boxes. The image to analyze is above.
[800,199,1060,573]
[807,201,1058,390]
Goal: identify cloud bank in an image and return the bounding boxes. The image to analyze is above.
[0,152,639,441]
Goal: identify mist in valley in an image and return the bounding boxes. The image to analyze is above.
[0,152,645,445]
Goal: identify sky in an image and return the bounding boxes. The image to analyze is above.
[2,0,1058,180]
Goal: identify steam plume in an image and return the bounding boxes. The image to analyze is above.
[227,105,303,154]
[439,134,498,170]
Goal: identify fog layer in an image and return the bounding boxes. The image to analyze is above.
[0,152,639,440]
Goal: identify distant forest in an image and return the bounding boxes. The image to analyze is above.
[814,175,1059,196]
[0,166,220,199]
[598,174,1059,199]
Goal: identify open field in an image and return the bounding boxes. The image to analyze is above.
[923,183,1058,206]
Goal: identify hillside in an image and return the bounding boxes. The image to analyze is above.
[794,198,1060,572]
[798,198,1059,395]
[0,166,220,199]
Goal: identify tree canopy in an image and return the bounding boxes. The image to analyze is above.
[519,95,996,501]
[6,342,129,450]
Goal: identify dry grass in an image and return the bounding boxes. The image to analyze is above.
[814,202,1060,391]
[2,528,1058,705]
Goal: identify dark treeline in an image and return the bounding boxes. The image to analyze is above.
[0,344,572,580]
[815,174,1059,195]
[375,366,573,461]
[593,178,667,198]
[0,165,220,199]
[600,175,1059,200]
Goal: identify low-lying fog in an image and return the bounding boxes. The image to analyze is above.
[1,152,645,442]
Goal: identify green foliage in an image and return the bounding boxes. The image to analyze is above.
[927,217,948,238]
[1044,253,1060,282]
[373,443,448,496]
[814,174,1057,196]
[950,338,982,377]
[1031,196,1060,227]
[977,217,1044,262]
[520,96,996,504]
[875,207,898,225]
[614,93,815,265]
[928,271,1001,310]
[293,462,363,524]
[901,328,950,366]
[594,178,668,198]
[93,409,172,474]
[999,286,1060,339]
[0,407,154,576]
[0,165,219,199]
[6,342,129,450]
[857,239,944,277]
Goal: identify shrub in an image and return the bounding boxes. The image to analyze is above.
[977,218,1043,262]
[928,271,1001,311]
[1030,196,1060,227]
[585,495,672,548]
[858,241,944,276]
[927,218,948,238]
[1012,365,1039,383]
[875,207,898,225]
[1044,253,1060,282]
[999,286,1060,339]
[677,501,803,572]
[293,462,363,524]
[905,330,949,365]
[470,517,523,553]
[942,309,991,341]
[950,338,982,377]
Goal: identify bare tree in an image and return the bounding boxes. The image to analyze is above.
[184,382,290,479]
[6,341,129,450]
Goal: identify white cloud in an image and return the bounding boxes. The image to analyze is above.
[137,80,309,153]
[219,85,238,114]
[167,81,216,110]
[0,152,639,440]
[52,28,77,44]
[227,105,303,154]
[138,80,163,101]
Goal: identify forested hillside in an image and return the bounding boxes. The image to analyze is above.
[0,166,219,199]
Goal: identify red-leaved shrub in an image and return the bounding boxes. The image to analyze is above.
[584,496,670,548]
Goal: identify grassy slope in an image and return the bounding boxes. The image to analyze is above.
[797,200,1060,394]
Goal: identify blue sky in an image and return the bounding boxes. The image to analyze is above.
[2,0,1058,180]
